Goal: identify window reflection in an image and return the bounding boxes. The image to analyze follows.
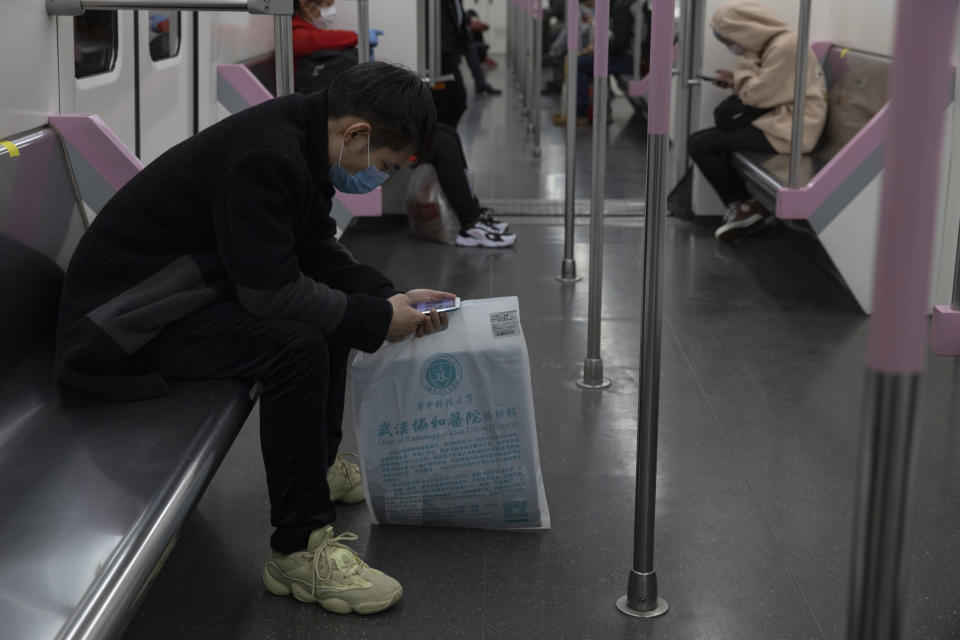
[74,11,118,78]
[149,12,182,61]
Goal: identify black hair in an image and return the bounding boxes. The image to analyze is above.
[327,61,437,161]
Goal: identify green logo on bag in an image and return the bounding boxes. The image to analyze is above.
[420,353,462,395]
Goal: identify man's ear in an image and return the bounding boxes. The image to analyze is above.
[344,121,372,145]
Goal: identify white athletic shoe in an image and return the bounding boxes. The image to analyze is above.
[455,226,517,248]
[477,208,511,234]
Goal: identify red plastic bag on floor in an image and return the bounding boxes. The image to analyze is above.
[405,164,460,245]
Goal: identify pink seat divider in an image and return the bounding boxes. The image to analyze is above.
[627,43,679,98]
[334,187,382,217]
[49,114,144,192]
[775,104,889,220]
[931,306,960,356]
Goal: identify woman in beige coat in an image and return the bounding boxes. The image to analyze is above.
[690,1,827,241]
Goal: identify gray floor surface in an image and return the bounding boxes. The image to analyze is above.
[123,61,960,640]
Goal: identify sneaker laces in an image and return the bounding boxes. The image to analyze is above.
[330,453,359,484]
[308,530,367,595]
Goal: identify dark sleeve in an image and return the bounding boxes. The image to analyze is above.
[212,149,391,352]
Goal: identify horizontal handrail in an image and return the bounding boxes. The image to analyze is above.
[46,0,287,15]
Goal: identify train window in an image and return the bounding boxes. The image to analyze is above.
[149,11,182,61]
[73,11,118,78]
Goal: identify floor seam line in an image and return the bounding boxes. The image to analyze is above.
[663,315,829,640]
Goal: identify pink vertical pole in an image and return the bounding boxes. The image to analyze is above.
[849,1,958,639]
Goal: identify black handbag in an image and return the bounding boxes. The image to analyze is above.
[295,48,358,94]
[713,95,772,131]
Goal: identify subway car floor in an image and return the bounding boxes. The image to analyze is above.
[123,63,960,640]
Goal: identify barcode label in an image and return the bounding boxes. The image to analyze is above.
[490,310,519,338]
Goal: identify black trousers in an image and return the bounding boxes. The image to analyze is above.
[134,301,350,554]
[431,122,481,229]
[688,126,776,206]
[433,52,468,128]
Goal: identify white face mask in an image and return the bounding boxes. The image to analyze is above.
[728,43,746,56]
[310,5,336,28]
[320,5,336,19]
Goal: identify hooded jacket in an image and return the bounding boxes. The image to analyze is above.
[709,1,827,153]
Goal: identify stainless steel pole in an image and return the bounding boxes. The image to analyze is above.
[616,0,673,619]
[274,14,294,96]
[847,0,957,639]
[430,0,441,85]
[787,0,812,188]
[521,0,531,116]
[577,0,610,390]
[558,0,581,283]
[530,1,543,156]
[357,0,370,63]
[633,0,644,79]
[417,0,427,75]
[674,0,695,184]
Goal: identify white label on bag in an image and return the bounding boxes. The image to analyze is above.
[490,310,519,338]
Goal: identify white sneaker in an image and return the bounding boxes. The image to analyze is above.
[455,226,517,248]
[477,208,511,234]
[263,526,403,614]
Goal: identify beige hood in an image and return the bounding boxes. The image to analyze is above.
[709,1,791,53]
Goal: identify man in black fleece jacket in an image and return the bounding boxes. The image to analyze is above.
[56,62,453,614]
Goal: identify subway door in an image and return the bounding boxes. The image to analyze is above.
[137,11,195,164]
[58,10,137,152]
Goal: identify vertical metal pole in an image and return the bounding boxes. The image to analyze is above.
[273,14,294,96]
[616,0,673,619]
[357,0,370,63]
[521,0,531,116]
[633,0,645,80]
[577,0,611,390]
[417,0,427,75]
[847,1,957,639]
[674,0,695,184]
[787,0,812,188]
[530,0,543,156]
[558,0,581,283]
[429,0,441,85]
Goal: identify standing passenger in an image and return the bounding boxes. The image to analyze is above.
[689,1,827,241]
[433,0,471,127]
[56,62,452,614]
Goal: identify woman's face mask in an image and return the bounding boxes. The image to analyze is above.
[311,4,336,28]
[727,43,747,56]
[329,135,389,195]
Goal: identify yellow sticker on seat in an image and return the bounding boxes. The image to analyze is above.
[1,141,19,157]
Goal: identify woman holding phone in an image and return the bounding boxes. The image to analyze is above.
[689,1,827,242]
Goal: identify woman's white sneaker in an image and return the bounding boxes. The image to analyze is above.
[455,226,517,248]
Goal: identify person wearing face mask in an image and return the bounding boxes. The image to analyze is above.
[689,1,827,242]
[292,0,358,59]
[56,62,452,614]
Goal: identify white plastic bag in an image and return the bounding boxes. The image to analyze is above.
[405,163,460,245]
[351,297,550,529]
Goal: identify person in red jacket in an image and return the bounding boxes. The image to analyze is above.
[293,0,358,62]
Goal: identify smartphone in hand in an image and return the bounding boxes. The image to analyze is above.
[413,297,461,315]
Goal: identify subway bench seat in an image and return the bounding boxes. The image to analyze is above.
[0,127,257,640]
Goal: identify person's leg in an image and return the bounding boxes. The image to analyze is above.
[465,32,498,94]
[687,126,774,206]
[431,123,481,229]
[134,301,340,553]
[432,53,468,128]
[577,53,594,118]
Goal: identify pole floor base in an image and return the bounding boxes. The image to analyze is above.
[616,596,668,618]
[576,378,611,389]
[556,275,582,283]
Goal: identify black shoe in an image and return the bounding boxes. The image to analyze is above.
[477,85,502,96]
